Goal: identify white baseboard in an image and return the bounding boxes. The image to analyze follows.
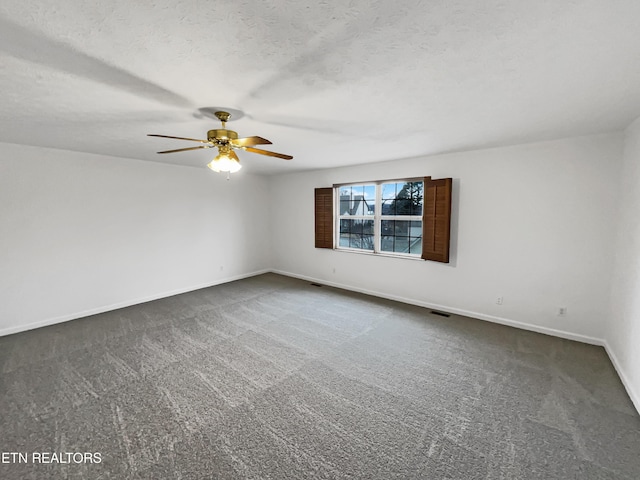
[602,340,640,415]
[271,269,604,345]
[0,269,270,337]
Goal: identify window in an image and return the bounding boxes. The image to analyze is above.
[315,177,453,263]
[337,180,424,257]
[314,177,452,263]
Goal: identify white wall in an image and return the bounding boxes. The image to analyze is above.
[0,142,271,335]
[269,134,622,343]
[608,117,640,410]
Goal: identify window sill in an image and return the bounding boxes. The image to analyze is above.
[334,248,423,261]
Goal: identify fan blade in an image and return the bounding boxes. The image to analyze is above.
[148,134,210,143]
[230,136,272,147]
[157,146,212,154]
[242,147,293,160]
[229,150,240,162]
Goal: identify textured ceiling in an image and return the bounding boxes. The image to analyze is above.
[1,0,640,175]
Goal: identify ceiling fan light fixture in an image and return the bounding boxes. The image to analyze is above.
[148,109,292,173]
[207,152,242,173]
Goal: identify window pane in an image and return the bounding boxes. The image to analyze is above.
[394,220,410,235]
[382,183,396,200]
[380,181,424,216]
[394,236,410,253]
[410,220,422,237]
[364,200,374,215]
[396,182,413,216]
[339,219,374,251]
[381,234,394,252]
[382,199,395,215]
[349,197,372,216]
[364,185,375,215]
[380,220,422,255]
[395,197,412,215]
[409,220,423,254]
[349,234,374,250]
[381,218,397,252]
[339,184,374,216]
[364,185,375,200]
[339,187,352,216]
[361,234,375,249]
[409,237,422,254]
[362,220,374,235]
[410,182,424,215]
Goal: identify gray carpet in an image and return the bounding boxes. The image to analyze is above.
[1,273,639,479]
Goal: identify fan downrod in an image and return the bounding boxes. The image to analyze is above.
[215,111,231,125]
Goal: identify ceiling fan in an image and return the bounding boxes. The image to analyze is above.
[148,111,293,174]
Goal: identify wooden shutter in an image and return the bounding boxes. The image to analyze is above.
[314,188,334,249]
[422,177,452,263]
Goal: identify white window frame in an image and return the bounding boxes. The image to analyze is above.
[335,178,423,258]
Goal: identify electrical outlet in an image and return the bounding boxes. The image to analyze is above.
[558,307,567,316]
[496,297,503,305]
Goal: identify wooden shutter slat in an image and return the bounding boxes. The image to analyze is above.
[315,188,333,249]
[422,177,452,263]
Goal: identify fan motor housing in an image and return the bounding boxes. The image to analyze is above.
[208,129,238,142]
